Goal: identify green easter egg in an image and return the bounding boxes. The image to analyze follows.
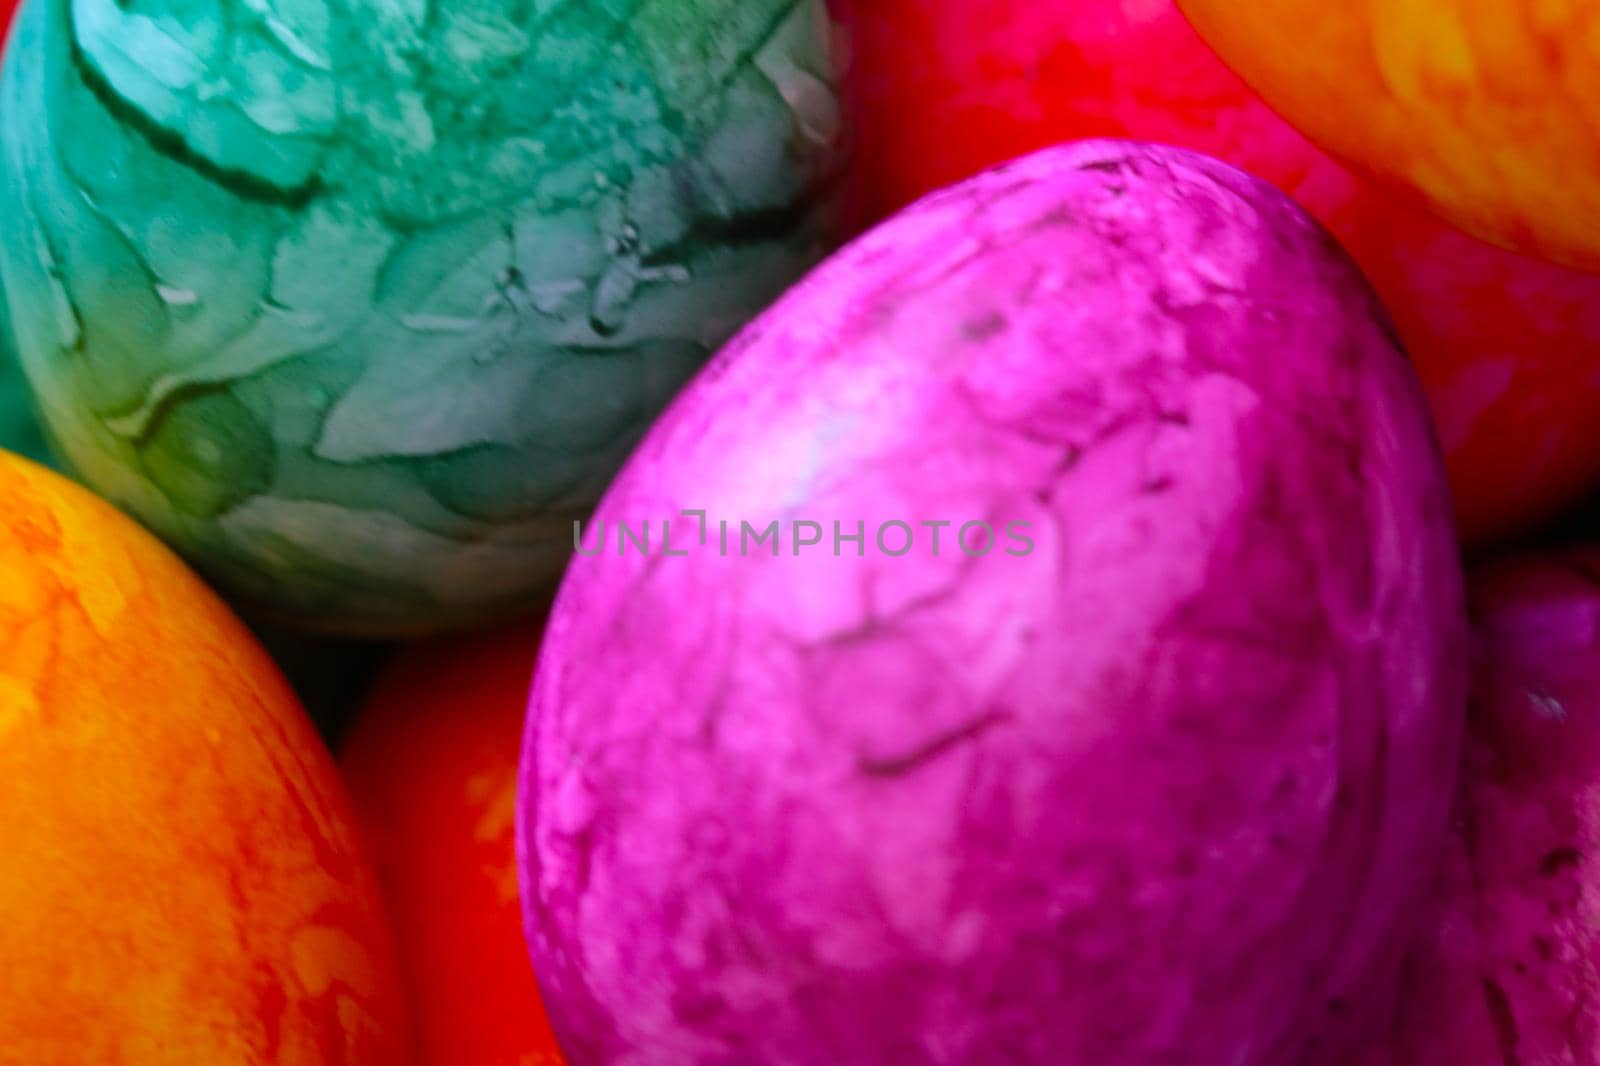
[0,0,848,633]
[0,272,52,465]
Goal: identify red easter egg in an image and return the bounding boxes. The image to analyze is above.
[342,625,564,1066]
[840,0,1600,545]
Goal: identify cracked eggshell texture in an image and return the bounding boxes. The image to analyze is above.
[0,0,849,635]
[0,452,405,1064]
[1177,0,1600,271]
[839,0,1600,546]
[342,623,565,1066]
[1354,551,1600,1065]
[518,141,1469,1066]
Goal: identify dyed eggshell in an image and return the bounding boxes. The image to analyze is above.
[0,295,51,465]
[518,143,1467,1065]
[0,0,848,634]
[1177,0,1600,270]
[1354,551,1600,1064]
[0,452,405,1062]
[0,1,46,465]
[342,624,564,1066]
[839,0,1600,545]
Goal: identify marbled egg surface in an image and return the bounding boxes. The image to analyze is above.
[0,291,50,464]
[0,452,406,1063]
[0,0,848,633]
[519,142,1467,1066]
[1179,0,1600,270]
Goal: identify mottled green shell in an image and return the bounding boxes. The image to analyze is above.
[0,270,53,464]
[0,0,846,632]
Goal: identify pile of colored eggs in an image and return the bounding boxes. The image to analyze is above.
[1,0,1598,1063]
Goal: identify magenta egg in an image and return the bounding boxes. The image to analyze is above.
[1354,550,1600,1065]
[518,142,1467,1065]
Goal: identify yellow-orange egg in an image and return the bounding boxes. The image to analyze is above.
[0,451,406,1064]
[1178,0,1600,270]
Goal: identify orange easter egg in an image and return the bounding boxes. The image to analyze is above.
[0,452,407,1063]
[1178,0,1600,270]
